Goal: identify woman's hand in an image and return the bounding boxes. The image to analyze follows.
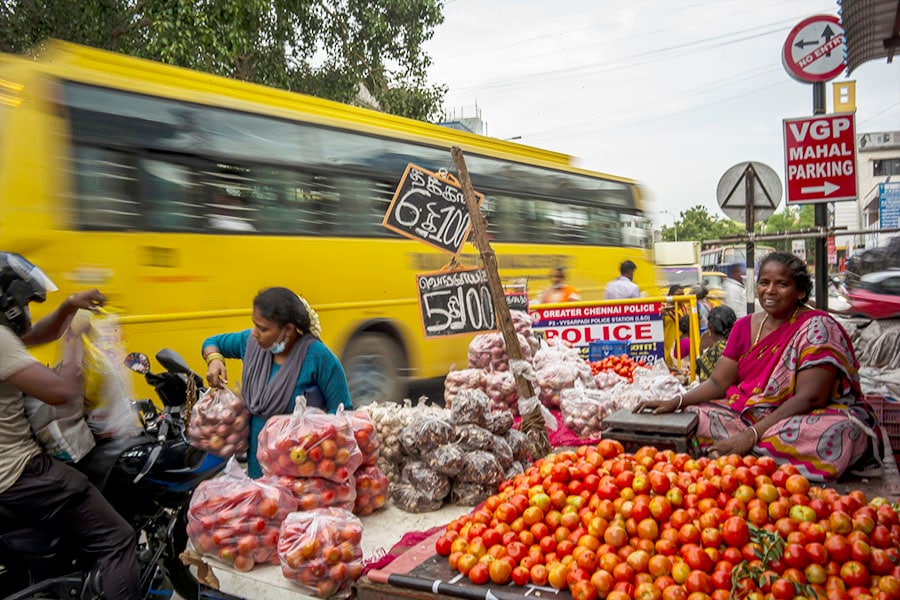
[707,427,756,458]
[206,359,228,388]
[633,397,681,415]
[65,289,106,312]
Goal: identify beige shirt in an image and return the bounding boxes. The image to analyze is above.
[0,326,41,494]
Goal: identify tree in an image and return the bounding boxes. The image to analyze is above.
[760,205,816,253]
[0,0,447,121]
[660,206,744,243]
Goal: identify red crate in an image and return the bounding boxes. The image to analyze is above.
[865,396,900,455]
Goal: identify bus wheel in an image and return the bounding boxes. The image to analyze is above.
[343,333,406,408]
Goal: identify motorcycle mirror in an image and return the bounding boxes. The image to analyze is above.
[125,352,151,374]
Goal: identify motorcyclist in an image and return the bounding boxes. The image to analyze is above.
[0,252,140,599]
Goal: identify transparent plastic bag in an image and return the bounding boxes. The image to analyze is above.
[339,407,380,467]
[278,507,363,598]
[504,429,530,463]
[398,415,455,457]
[485,410,514,435]
[391,483,444,513]
[186,458,297,571]
[423,443,466,477]
[455,451,503,487]
[265,475,356,512]
[535,356,595,410]
[362,401,411,464]
[444,368,487,407]
[257,397,362,482]
[560,383,620,439]
[492,434,514,470]
[454,423,494,452]
[467,332,534,371]
[353,465,389,516]
[483,369,519,413]
[449,388,491,427]
[401,460,450,501]
[187,387,250,458]
[80,312,141,439]
[450,482,494,506]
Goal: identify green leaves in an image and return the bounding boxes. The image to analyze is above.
[0,0,446,120]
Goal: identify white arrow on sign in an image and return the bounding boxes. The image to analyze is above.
[801,181,840,196]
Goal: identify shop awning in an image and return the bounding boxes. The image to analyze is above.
[838,0,900,72]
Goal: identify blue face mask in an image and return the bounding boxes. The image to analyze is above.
[268,329,287,355]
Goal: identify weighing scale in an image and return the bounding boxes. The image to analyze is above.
[601,408,700,456]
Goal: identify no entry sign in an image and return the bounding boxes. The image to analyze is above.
[783,113,857,204]
[782,15,845,83]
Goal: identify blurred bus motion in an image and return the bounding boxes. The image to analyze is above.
[700,244,777,277]
[0,40,654,406]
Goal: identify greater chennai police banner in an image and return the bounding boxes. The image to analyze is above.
[529,300,666,364]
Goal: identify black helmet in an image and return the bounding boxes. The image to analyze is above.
[0,252,57,336]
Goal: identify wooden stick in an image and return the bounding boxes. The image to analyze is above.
[450,146,550,458]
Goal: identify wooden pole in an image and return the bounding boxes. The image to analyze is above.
[451,146,551,459]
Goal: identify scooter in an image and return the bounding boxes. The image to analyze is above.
[0,349,226,600]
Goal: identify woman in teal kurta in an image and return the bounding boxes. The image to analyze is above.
[202,287,352,478]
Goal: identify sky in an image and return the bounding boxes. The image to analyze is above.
[424,0,900,230]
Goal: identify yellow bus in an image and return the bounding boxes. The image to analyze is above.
[1,40,654,406]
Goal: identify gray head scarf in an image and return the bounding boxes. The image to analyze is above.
[242,333,315,419]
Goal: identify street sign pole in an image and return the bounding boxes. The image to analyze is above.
[813,83,829,311]
[745,166,756,317]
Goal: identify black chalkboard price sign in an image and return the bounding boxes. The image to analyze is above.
[416,268,497,338]
[383,164,484,256]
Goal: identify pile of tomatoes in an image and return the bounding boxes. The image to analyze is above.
[435,441,900,600]
[589,355,646,383]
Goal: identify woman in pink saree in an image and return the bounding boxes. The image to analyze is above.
[636,252,875,481]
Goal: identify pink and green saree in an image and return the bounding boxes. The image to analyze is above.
[689,308,873,481]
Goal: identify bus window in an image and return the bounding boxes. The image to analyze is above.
[72,146,140,230]
[141,158,204,231]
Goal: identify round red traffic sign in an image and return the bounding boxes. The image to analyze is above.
[782,15,845,83]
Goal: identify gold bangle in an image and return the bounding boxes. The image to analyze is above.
[747,425,759,445]
[205,352,225,365]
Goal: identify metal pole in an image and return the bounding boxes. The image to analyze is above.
[745,165,756,316]
[813,82,829,310]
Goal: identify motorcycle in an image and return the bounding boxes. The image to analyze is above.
[0,349,226,600]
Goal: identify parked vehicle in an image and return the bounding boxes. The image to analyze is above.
[848,270,900,319]
[0,349,226,600]
[701,271,727,306]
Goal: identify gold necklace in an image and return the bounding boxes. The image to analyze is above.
[753,306,801,345]
[753,313,769,345]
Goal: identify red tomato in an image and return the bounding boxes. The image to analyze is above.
[782,542,809,570]
[839,560,870,588]
[468,561,490,585]
[722,516,750,548]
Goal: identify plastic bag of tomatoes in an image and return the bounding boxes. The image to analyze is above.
[339,407,380,467]
[264,475,356,512]
[186,458,297,571]
[257,397,363,483]
[352,464,388,516]
[278,507,364,598]
[187,386,250,458]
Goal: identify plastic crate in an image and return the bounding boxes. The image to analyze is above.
[589,340,632,361]
[866,395,900,455]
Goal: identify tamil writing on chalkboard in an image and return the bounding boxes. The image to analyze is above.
[383,164,483,255]
[416,268,497,338]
